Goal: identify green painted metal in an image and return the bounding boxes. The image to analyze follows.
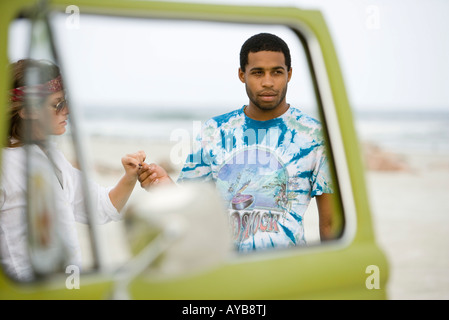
[0,0,388,299]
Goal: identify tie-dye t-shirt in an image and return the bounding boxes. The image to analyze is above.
[177,106,333,252]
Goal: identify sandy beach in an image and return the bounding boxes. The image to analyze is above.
[366,152,449,300]
[63,135,449,300]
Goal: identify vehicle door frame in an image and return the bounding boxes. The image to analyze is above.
[0,0,388,300]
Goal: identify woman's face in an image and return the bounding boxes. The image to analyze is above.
[45,90,69,136]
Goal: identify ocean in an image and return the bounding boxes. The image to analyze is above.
[79,106,449,156]
[353,109,449,155]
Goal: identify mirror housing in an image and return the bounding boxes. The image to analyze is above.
[113,182,232,298]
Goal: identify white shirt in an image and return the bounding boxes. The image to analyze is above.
[0,143,122,281]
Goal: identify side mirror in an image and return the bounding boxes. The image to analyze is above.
[112,182,232,299]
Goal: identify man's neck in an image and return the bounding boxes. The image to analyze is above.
[244,102,290,121]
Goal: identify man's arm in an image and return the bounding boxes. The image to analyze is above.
[315,193,334,242]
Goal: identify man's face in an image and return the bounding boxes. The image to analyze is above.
[239,50,292,112]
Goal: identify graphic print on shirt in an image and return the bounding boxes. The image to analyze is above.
[176,107,334,252]
[216,147,299,251]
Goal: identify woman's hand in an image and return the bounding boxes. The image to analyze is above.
[109,150,147,212]
[121,150,146,181]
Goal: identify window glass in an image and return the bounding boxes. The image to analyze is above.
[2,16,98,281]
[3,12,346,281]
[50,14,344,257]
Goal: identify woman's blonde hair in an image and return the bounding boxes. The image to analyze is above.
[7,59,61,147]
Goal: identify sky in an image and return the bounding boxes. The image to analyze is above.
[182,0,449,111]
[8,0,449,112]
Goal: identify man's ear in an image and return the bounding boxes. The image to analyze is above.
[238,68,245,83]
[287,67,292,82]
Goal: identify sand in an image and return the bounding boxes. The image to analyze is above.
[62,135,449,300]
[366,152,449,300]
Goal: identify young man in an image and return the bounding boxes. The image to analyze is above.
[139,33,335,252]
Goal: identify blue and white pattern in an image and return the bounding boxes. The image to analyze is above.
[178,106,333,252]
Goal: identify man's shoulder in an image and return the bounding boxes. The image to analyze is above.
[207,107,245,127]
[287,106,322,127]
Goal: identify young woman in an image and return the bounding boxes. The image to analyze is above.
[0,59,145,281]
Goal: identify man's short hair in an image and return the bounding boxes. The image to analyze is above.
[240,33,291,72]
